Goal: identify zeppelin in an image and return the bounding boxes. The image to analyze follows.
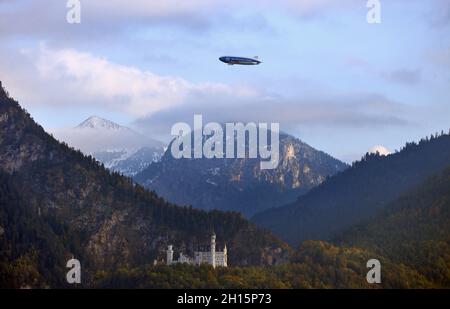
[219,56,261,65]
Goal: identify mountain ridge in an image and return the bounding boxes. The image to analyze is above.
[135,131,348,217]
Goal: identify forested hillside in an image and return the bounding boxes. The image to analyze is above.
[252,132,450,245]
[0,82,289,288]
[335,166,450,287]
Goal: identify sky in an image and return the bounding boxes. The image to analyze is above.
[0,0,449,162]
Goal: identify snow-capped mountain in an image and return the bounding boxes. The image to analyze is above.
[53,116,165,176]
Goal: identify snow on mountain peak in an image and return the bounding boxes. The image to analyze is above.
[55,116,165,176]
[76,116,122,130]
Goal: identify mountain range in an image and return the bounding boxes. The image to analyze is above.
[53,116,165,176]
[134,132,348,217]
[1,80,449,288]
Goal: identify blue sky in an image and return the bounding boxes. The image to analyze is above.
[0,0,449,162]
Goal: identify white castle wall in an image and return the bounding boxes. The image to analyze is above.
[167,234,227,268]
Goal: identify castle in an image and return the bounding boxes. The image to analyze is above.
[166,234,227,268]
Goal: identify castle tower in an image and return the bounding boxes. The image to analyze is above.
[210,234,216,268]
[223,244,227,267]
[167,245,173,265]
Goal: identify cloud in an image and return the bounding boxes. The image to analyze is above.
[427,48,450,69]
[0,44,260,117]
[134,92,410,140]
[426,0,450,27]
[346,57,423,86]
[381,69,422,85]
[0,43,411,142]
[86,0,363,21]
[0,41,417,146]
[51,125,162,154]
[0,0,362,42]
[1,0,448,49]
